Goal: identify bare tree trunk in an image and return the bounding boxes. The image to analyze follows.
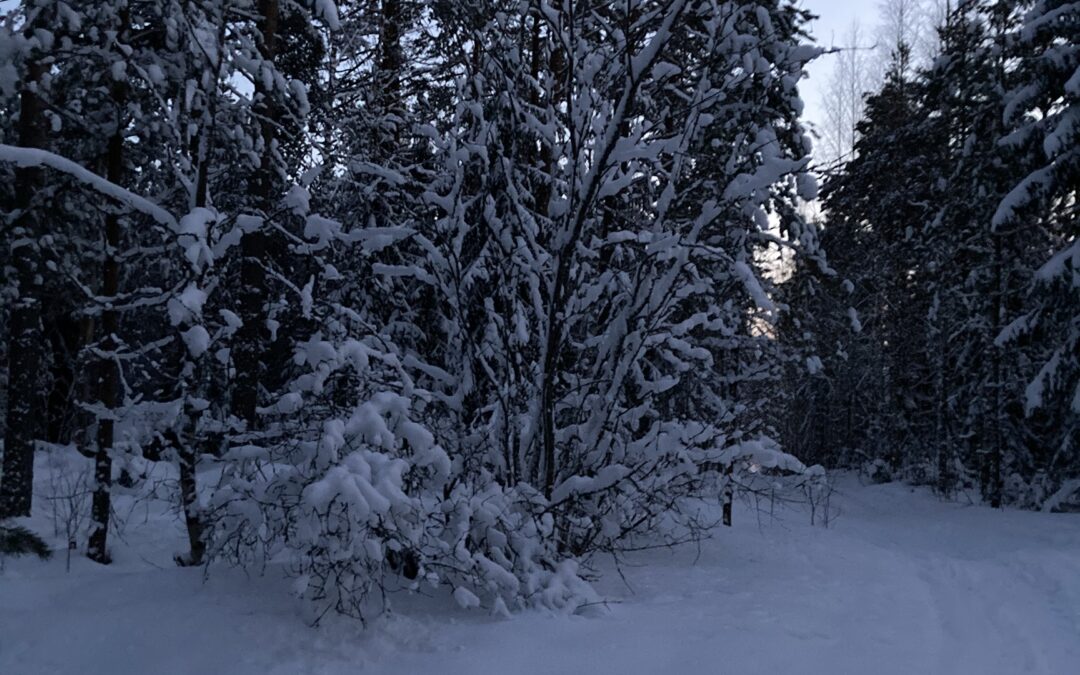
[378,0,402,153]
[988,233,1004,508]
[176,427,205,565]
[174,146,208,567]
[0,53,46,519]
[88,55,128,564]
[722,463,734,527]
[935,325,951,496]
[536,30,567,497]
[234,0,280,431]
[174,19,228,566]
[174,10,230,567]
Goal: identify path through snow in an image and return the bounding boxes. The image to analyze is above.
[2,475,1078,674]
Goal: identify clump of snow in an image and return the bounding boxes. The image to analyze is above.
[181,325,210,357]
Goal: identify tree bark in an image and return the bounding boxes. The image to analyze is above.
[378,0,402,153]
[988,233,1004,508]
[176,426,205,565]
[87,54,128,564]
[0,54,46,519]
[175,17,226,565]
[722,463,734,527]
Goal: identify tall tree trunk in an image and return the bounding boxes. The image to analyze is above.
[87,59,128,564]
[533,30,566,494]
[233,0,279,431]
[0,55,46,519]
[935,320,951,496]
[176,424,205,565]
[722,462,734,527]
[174,17,226,565]
[378,0,402,155]
[986,7,1010,510]
[988,233,1004,508]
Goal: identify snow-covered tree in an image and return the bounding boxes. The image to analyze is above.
[1,0,825,616]
[993,0,1079,506]
[786,0,1077,509]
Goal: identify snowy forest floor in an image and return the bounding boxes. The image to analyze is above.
[2,460,1079,675]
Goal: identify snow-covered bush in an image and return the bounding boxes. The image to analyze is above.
[205,323,601,619]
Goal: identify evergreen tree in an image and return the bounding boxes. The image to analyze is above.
[993,0,1079,506]
[784,0,1078,508]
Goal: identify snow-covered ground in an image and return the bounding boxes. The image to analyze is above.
[3,466,1079,675]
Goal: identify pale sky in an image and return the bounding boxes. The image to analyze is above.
[798,0,878,140]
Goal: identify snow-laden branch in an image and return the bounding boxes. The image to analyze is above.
[0,144,177,228]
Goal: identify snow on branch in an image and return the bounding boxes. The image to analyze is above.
[0,144,177,228]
